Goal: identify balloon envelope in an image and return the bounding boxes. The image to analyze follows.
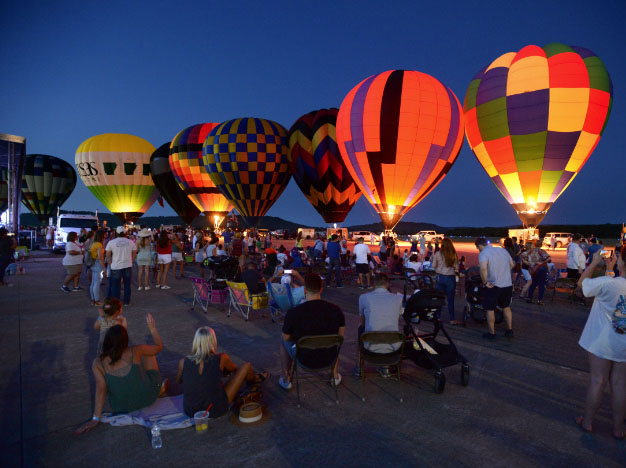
[169,123,233,224]
[202,117,291,227]
[336,70,464,229]
[150,142,200,224]
[463,43,613,226]
[75,133,158,223]
[21,154,77,222]
[288,108,361,224]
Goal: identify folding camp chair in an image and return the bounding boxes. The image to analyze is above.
[226,281,268,321]
[358,331,405,402]
[190,277,211,314]
[292,334,344,407]
[266,282,305,323]
[551,278,578,302]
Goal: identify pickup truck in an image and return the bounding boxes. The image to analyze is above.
[412,231,442,243]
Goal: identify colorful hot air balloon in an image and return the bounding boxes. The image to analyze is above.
[21,154,77,222]
[150,142,200,225]
[202,117,291,227]
[463,43,613,226]
[336,70,464,230]
[75,134,158,223]
[169,123,233,226]
[288,108,361,224]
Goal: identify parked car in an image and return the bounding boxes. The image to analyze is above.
[350,231,380,242]
[541,232,573,249]
[412,231,442,242]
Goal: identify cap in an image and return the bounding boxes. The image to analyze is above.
[116,226,126,234]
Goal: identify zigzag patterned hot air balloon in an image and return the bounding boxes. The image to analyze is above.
[288,108,361,224]
[150,142,200,224]
[336,70,464,230]
[169,123,233,226]
[21,154,77,222]
[202,117,291,227]
[464,43,613,226]
[75,134,158,223]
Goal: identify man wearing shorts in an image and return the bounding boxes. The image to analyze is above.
[476,237,515,340]
[353,237,371,289]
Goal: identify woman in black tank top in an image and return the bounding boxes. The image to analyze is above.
[176,327,268,418]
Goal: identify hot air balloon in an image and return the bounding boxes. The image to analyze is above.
[336,70,464,230]
[75,134,158,223]
[21,154,77,223]
[169,124,233,226]
[150,142,200,224]
[288,108,361,224]
[202,117,291,227]
[463,43,613,226]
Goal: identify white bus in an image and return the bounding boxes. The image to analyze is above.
[54,213,99,252]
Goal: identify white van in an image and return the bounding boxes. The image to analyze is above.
[54,213,99,252]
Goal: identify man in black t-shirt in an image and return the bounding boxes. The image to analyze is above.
[279,273,345,390]
[240,261,266,294]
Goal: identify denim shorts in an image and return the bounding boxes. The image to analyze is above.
[281,338,297,359]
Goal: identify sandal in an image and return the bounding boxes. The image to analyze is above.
[575,416,592,433]
[252,371,269,384]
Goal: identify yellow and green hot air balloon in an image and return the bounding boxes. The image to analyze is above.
[75,133,158,223]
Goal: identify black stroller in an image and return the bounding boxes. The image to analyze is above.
[402,289,469,393]
[462,273,504,326]
[204,256,239,281]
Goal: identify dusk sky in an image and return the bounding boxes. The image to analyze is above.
[2,0,624,227]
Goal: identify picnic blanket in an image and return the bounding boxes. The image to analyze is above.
[101,395,194,430]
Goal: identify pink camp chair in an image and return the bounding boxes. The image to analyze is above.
[190,277,211,314]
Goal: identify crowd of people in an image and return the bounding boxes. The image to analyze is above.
[37,224,625,440]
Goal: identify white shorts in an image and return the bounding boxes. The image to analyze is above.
[157,254,172,264]
[172,252,183,261]
[521,269,532,281]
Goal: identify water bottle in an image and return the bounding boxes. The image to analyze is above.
[151,423,162,449]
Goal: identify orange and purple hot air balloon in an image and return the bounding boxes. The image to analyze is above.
[288,108,361,224]
[463,43,613,226]
[336,70,464,230]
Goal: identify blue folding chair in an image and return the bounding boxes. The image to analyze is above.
[267,282,305,323]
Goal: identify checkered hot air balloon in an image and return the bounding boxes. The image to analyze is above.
[150,142,200,225]
[202,118,291,227]
[288,108,361,224]
[169,123,233,226]
[336,70,464,230]
[463,43,613,227]
[21,154,77,222]
[75,133,158,224]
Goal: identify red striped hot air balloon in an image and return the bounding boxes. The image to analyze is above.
[336,70,464,230]
[288,108,361,224]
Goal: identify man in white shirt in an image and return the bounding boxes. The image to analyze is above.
[567,233,587,279]
[476,237,515,340]
[106,226,137,306]
[353,237,371,289]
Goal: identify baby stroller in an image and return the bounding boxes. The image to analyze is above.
[402,289,469,393]
[462,273,504,327]
[205,256,239,281]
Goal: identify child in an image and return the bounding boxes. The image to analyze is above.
[94,297,127,354]
[402,249,409,264]
[216,244,227,256]
[458,256,466,277]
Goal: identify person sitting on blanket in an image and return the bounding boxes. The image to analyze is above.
[176,327,269,418]
[76,314,168,434]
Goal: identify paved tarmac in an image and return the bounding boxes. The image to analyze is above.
[1,251,625,467]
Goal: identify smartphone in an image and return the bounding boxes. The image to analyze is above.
[601,250,612,258]
[284,269,293,274]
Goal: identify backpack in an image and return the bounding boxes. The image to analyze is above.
[84,249,94,267]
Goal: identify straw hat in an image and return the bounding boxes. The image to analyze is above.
[138,228,152,238]
[230,402,270,426]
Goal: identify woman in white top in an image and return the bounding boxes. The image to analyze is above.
[61,232,84,292]
[576,248,626,439]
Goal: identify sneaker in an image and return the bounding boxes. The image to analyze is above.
[482,332,496,340]
[331,373,342,387]
[72,286,84,292]
[352,366,362,377]
[504,329,514,338]
[144,286,151,291]
[536,300,544,306]
[61,285,71,293]
[278,377,292,390]
[376,367,391,378]
[160,285,171,290]
[359,286,365,290]
[155,285,161,289]
[138,286,143,291]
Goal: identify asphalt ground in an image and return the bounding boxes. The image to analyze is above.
[1,249,624,467]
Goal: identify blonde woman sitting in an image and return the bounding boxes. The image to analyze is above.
[176,327,268,418]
